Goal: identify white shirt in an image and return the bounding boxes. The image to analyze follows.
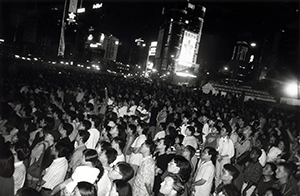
[216,137,235,159]
[97,169,111,196]
[259,149,267,167]
[202,123,210,143]
[42,157,68,190]
[85,127,100,149]
[266,146,282,162]
[13,161,26,195]
[194,160,215,196]
[66,165,100,193]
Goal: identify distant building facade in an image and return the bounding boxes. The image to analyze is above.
[154,2,206,85]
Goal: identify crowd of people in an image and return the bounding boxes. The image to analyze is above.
[0,65,300,196]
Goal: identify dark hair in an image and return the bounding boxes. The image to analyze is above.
[112,137,126,151]
[89,115,102,128]
[55,140,70,158]
[186,126,195,135]
[78,129,90,143]
[114,180,132,196]
[83,149,104,180]
[223,164,239,181]
[204,146,218,165]
[265,162,277,178]
[82,120,92,130]
[144,139,156,155]
[251,147,262,157]
[63,123,73,136]
[184,145,196,159]
[116,162,134,182]
[265,187,283,196]
[176,134,184,144]
[77,181,97,196]
[128,124,137,135]
[277,162,294,178]
[0,148,14,178]
[165,173,185,196]
[44,117,55,130]
[105,147,118,165]
[99,141,112,151]
[13,140,31,161]
[172,155,191,183]
[16,187,42,196]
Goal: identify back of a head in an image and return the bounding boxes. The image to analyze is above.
[115,180,132,196]
[0,147,14,178]
[77,181,97,196]
[16,187,42,196]
[117,161,134,182]
[105,147,118,165]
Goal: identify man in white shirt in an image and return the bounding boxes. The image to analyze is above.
[83,118,100,150]
[193,147,218,196]
[40,140,70,195]
[215,124,235,187]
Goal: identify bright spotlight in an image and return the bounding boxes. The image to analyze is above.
[285,83,298,97]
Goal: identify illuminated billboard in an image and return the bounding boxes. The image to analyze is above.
[176,30,199,72]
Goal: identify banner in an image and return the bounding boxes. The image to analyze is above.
[178,30,198,67]
[68,0,78,13]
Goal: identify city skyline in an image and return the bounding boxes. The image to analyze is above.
[1,0,299,75]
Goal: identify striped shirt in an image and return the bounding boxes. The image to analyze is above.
[42,157,68,190]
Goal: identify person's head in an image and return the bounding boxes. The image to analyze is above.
[159,174,185,196]
[16,187,42,196]
[112,137,126,152]
[221,164,239,184]
[242,125,254,138]
[51,139,70,158]
[127,124,136,136]
[182,145,196,161]
[185,126,195,136]
[220,123,232,137]
[216,184,240,196]
[81,120,92,131]
[249,147,262,162]
[0,147,14,178]
[109,180,132,196]
[59,123,73,137]
[108,161,134,182]
[201,147,218,165]
[264,187,283,196]
[139,139,156,155]
[11,140,30,162]
[275,162,294,180]
[262,162,277,178]
[72,181,97,196]
[99,147,117,166]
[167,155,191,183]
[76,129,90,143]
[175,134,184,144]
[156,137,172,152]
[44,129,61,143]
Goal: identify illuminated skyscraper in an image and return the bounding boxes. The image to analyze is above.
[154,2,205,84]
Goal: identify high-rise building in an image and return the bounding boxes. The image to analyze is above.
[154,2,205,85]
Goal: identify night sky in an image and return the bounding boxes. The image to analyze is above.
[91,0,299,68]
[1,0,299,71]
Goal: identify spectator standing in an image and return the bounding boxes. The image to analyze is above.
[132,139,156,196]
